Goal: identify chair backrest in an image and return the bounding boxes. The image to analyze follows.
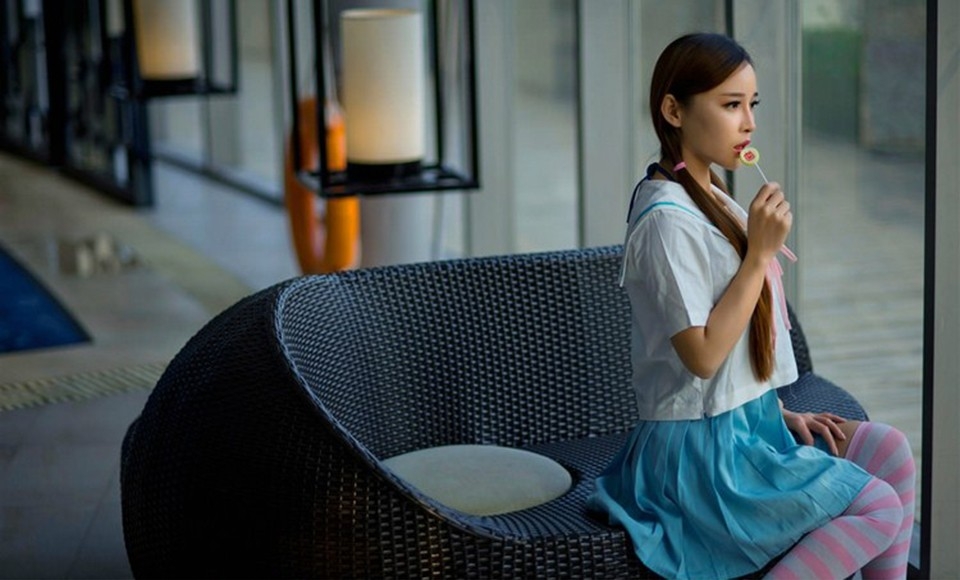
[786,304,813,375]
[278,245,638,459]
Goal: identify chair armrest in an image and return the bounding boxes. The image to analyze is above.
[776,371,869,421]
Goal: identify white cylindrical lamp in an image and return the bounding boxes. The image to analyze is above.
[132,0,201,80]
[105,0,126,37]
[341,9,426,181]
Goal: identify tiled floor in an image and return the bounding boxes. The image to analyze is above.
[0,152,297,578]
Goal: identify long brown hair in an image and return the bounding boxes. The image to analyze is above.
[649,33,775,381]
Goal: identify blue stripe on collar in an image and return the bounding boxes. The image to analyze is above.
[629,201,706,230]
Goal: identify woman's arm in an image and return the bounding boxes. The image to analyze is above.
[670,252,767,378]
[670,182,791,379]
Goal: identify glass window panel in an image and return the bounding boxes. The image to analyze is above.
[632,1,725,179]
[511,0,578,252]
[149,1,282,198]
[149,98,204,159]
[3,3,50,154]
[207,0,281,193]
[798,0,925,521]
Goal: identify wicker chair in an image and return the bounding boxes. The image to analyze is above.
[120,245,867,579]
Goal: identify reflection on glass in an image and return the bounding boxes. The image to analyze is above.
[209,0,281,192]
[2,3,49,154]
[149,98,205,159]
[798,0,924,520]
[149,0,282,196]
[63,2,127,185]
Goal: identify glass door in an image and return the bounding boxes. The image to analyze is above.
[796,0,925,532]
[734,0,927,571]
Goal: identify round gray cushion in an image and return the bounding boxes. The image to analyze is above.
[383,444,572,516]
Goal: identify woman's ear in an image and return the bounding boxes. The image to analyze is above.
[661,94,683,128]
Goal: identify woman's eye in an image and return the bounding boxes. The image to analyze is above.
[750,99,761,109]
[724,101,740,109]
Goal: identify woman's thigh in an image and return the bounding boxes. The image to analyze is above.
[837,419,862,459]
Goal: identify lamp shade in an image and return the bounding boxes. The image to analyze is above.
[132,0,200,80]
[341,9,425,170]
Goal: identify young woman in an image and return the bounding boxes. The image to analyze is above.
[588,33,915,579]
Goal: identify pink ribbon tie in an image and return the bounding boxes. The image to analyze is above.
[766,245,798,345]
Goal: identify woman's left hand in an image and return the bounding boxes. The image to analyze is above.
[781,409,847,456]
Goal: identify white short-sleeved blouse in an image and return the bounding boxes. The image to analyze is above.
[620,178,798,421]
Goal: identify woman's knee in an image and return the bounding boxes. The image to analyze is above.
[854,478,903,542]
[844,422,915,483]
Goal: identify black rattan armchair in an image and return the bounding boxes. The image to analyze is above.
[120,245,867,579]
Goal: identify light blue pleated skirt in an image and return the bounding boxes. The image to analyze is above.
[587,390,872,580]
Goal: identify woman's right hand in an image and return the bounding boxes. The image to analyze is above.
[673,182,792,379]
[746,182,792,263]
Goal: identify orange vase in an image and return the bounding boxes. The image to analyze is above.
[284,97,359,274]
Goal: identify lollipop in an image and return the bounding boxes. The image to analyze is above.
[739,146,768,183]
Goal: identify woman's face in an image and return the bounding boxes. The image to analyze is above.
[676,63,759,172]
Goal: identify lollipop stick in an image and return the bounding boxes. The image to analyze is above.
[755,165,768,183]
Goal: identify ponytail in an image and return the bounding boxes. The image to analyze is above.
[669,154,775,381]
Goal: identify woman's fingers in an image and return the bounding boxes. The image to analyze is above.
[813,417,846,454]
[764,191,788,214]
[748,182,792,258]
[752,182,781,206]
[819,412,847,424]
[788,412,847,456]
[793,420,814,447]
[819,429,841,456]
[815,413,847,441]
[784,410,814,446]
[752,184,790,218]
[804,417,840,456]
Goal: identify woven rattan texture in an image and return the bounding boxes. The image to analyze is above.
[121,245,867,578]
[280,246,636,459]
[787,304,813,375]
